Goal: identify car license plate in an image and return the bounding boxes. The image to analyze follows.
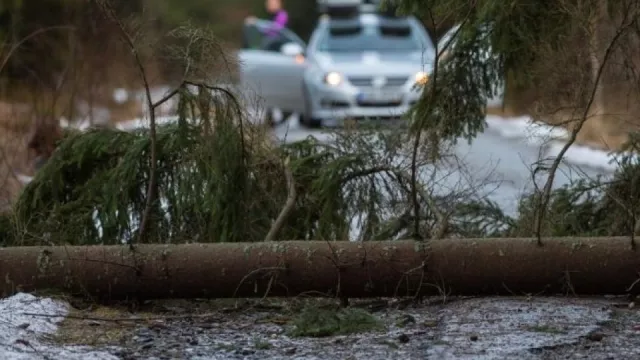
[357,91,401,103]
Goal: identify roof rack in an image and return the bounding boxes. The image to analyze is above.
[317,0,381,17]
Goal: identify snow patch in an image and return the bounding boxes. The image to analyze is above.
[114,115,180,131]
[546,141,628,173]
[15,173,33,185]
[0,293,118,359]
[59,117,92,131]
[485,115,570,145]
[485,114,633,173]
[112,88,129,104]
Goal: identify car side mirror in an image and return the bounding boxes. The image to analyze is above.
[280,42,304,57]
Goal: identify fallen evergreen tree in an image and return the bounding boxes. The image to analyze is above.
[8,105,507,246]
[3,0,640,304]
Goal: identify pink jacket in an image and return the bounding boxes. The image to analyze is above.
[264,10,288,38]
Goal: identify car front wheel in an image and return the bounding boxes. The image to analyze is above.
[299,114,323,128]
[260,107,286,126]
[299,84,322,128]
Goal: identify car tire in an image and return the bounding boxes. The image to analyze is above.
[280,110,293,123]
[261,107,275,126]
[299,84,322,129]
[300,115,323,129]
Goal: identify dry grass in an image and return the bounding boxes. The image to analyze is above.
[52,306,147,347]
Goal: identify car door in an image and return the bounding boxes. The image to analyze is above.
[238,19,308,113]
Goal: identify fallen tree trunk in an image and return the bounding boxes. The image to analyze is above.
[1,237,639,301]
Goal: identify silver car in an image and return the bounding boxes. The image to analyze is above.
[238,6,435,127]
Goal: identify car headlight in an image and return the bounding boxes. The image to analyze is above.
[324,72,343,87]
[414,71,428,86]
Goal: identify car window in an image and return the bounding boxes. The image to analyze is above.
[242,20,305,53]
[439,23,495,50]
[315,20,430,53]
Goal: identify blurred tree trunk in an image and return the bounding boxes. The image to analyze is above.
[588,0,607,120]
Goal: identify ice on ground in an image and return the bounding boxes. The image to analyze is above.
[429,297,612,359]
[0,293,118,360]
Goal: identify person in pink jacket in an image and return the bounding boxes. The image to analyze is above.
[245,0,289,50]
[263,0,288,38]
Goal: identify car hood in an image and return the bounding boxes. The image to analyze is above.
[312,51,434,77]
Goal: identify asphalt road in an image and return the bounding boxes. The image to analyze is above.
[268,113,613,218]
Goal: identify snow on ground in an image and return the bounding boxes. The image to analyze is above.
[112,88,129,104]
[113,115,179,131]
[484,114,629,173]
[0,293,117,359]
[1,293,635,359]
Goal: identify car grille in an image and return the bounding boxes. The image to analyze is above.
[357,99,403,107]
[347,76,409,88]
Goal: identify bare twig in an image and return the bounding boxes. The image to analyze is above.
[408,2,477,241]
[0,26,75,75]
[232,267,287,299]
[391,169,450,239]
[96,0,158,245]
[264,156,296,242]
[184,80,247,165]
[626,272,640,292]
[533,12,637,247]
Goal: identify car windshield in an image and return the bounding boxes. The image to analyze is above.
[316,21,427,52]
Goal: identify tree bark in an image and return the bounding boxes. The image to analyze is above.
[1,238,639,302]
